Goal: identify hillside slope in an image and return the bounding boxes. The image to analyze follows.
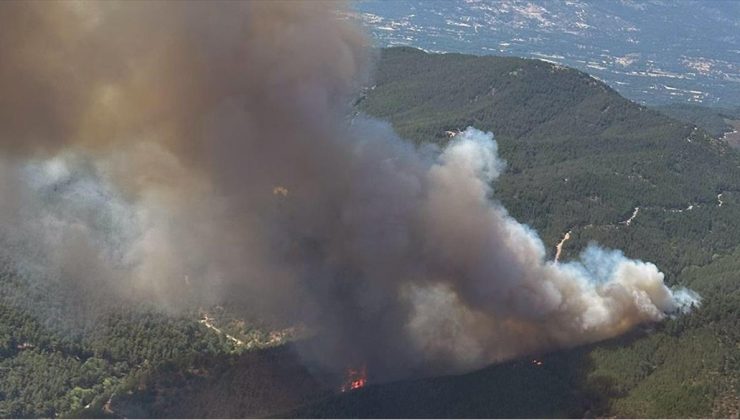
[654,103,740,139]
[360,47,740,281]
[2,47,738,418]
[289,47,740,418]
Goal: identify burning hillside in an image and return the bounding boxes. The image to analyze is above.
[341,366,368,393]
[0,0,699,384]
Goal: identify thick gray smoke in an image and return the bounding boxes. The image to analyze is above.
[0,1,698,380]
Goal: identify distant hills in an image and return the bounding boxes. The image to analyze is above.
[352,0,740,107]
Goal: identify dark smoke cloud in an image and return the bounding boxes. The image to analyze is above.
[0,1,698,380]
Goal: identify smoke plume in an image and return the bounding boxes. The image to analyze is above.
[0,1,698,380]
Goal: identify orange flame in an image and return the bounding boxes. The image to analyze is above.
[340,365,367,392]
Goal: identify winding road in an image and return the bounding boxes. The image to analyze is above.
[554,230,572,263]
[200,314,244,346]
[553,192,730,262]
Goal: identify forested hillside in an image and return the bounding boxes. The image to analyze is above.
[654,103,740,139]
[0,274,293,417]
[1,47,738,418]
[297,47,739,417]
[360,47,740,281]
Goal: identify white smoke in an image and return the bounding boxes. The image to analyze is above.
[402,128,700,370]
[0,127,699,376]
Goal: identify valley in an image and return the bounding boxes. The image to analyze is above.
[353,0,740,107]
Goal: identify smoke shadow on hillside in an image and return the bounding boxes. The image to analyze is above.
[104,329,654,418]
[283,330,655,418]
